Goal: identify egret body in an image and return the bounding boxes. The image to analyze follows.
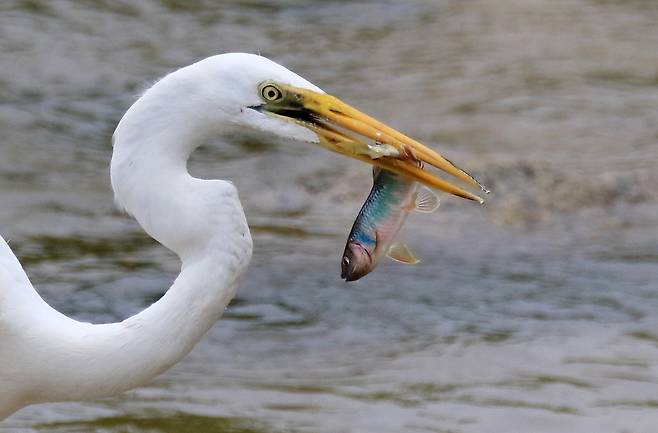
[0,53,484,420]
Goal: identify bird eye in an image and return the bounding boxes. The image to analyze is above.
[259,83,283,102]
[342,257,350,266]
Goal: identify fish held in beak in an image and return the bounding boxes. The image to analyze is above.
[340,167,433,282]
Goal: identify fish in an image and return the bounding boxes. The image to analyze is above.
[341,166,440,281]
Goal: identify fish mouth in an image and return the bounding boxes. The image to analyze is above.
[256,81,489,203]
[341,242,373,282]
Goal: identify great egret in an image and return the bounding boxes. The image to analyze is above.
[0,53,485,420]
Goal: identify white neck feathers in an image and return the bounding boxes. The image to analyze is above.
[5,63,253,411]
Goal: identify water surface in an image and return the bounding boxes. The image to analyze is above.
[1,1,658,432]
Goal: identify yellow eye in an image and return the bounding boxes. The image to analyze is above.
[260,83,283,102]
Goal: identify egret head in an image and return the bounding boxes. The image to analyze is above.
[215,53,486,202]
[116,53,486,202]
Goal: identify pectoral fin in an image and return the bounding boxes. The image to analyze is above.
[386,242,420,264]
[414,187,440,213]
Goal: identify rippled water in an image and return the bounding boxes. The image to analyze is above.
[1,0,658,432]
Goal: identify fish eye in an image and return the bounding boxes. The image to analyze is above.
[259,83,283,102]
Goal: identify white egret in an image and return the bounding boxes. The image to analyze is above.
[0,53,485,420]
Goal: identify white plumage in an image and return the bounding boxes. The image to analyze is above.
[0,52,482,421]
[0,53,323,420]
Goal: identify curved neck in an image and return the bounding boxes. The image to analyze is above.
[10,78,253,408]
[21,250,247,405]
[110,78,223,257]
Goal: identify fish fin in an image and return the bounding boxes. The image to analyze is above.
[386,242,420,264]
[414,187,440,213]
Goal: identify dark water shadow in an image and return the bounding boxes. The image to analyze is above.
[36,411,285,433]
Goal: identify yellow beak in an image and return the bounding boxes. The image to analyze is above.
[265,83,488,203]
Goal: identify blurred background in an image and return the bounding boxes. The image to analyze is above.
[1,0,658,432]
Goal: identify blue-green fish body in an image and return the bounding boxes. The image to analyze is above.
[341,167,439,281]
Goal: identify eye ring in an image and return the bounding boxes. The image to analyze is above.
[342,257,350,266]
[259,83,283,102]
